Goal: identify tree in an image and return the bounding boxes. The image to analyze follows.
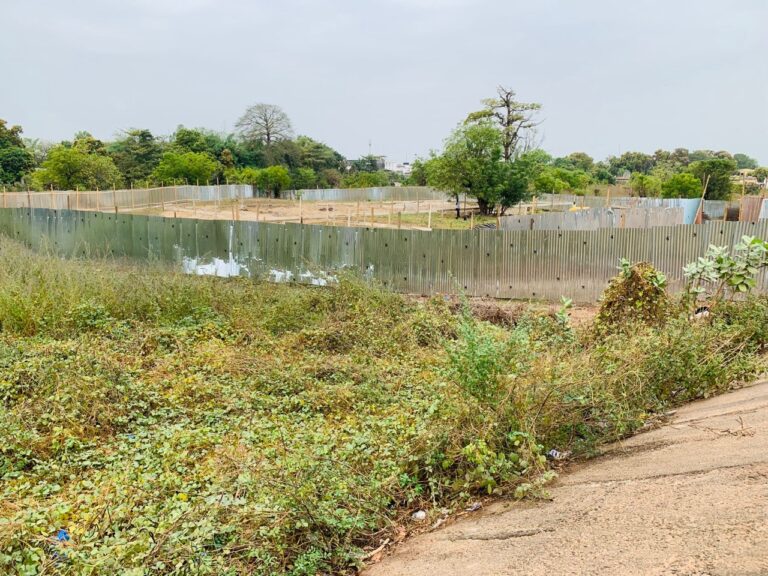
[629,173,662,197]
[688,157,738,200]
[295,136,344,172]
[734,153,758,170]
[660,173,701,198]
[291,167,317,190]
[465,86,541,162]
[152,151,219,185]
[407,158,428,186]
[32,146,122,190]
[607,151,655,175]
[236,103,293,147]
[0,120,34,184]
[351,155,383,172]
[108,129,163,185]
[257,165,291,197]
[566,152,594,173]
[754,167,768,182]
[533,166,590,194]
[427,122,507,214]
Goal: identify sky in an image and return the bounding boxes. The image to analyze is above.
[1,0,766,164]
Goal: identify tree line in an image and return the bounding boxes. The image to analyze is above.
[0,104,398,195]
[2,94,764,203]
[408,86,765,214]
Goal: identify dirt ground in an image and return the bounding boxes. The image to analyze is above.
[135,197,548,230]
[152,198,467,229]
[366,380,768,576]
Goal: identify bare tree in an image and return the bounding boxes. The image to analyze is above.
[235,103,293,146]
[466,86,541,162]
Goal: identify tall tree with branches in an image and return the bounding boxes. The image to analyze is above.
[235,103,293,147]
[466,86,541,162]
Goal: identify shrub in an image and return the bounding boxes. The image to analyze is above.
[593,260,669,337]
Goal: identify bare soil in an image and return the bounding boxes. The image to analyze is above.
[366,381,768,576]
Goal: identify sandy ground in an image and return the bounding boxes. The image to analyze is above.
[152,198,467,229]
[366,380,768,576]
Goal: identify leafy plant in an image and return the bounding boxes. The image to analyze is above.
[684,236,768,304]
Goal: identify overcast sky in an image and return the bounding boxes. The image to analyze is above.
[2,0,766,164]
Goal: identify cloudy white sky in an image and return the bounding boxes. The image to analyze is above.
[1,0,766,163]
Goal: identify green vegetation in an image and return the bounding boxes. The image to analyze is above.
[0,107,399,193]
[415,87,763,209]
[1,237,767,574]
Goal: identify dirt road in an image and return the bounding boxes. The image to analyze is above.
[367,381,768,576]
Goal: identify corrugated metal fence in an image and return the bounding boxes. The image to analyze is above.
[501,207,684,231]
[0,186,443,211]
[3,207,768,302]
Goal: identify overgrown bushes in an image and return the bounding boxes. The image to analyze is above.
[0,237,766,575]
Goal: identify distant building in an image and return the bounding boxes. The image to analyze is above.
[615,170,631,185]
[385,160,412,176]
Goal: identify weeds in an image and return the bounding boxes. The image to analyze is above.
[0,237,766,575]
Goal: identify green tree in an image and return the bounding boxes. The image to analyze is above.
[108,129,163,185]
[660,173,702,198]
[565,152,594,173]
[0,120,34,184]
[341,170,390,188]
[407,158,428,186]
[607,151,655,175]
[32,146,122,190]
[688,157,738,200]
[152,151,219,185]
[734,153,758,170]
[629,173,662,197]
[257,165,292,197]
[427,122,507,214]
[295,136,344,172]
[753,167,768,182]
[291,167,317,190]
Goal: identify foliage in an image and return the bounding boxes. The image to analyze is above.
[258,165,292,197]
[340,170,390,189]
[427,123,507,214]
[660,172,702,198]
[151,151,220,185]
[628,172,662,197]
[688,157,738,200]
[733,153,758,170]
[0,239,766,574]
[533,165,590,194]
[683,236,768,303]
[107,129,163,185]
[31,146,123,190]
[594,260,669,337]
[0,120,34,185]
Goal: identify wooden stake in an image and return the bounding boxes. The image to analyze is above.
[299,197,303,224]
[427,203,433,230]
[470,212,474,230]
[389,201,393,225]
[347,207,351,227]
[397,211,402,229]
[356,200,360,220]
[370,206,374,226]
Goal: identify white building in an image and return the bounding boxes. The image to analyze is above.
[385,160,413,176]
